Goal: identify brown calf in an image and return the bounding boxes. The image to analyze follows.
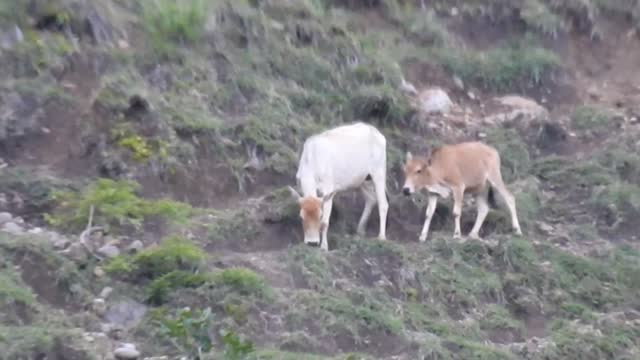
[402,141,522,241]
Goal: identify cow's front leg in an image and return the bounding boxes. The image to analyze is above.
[320,197,334,251]
[419,195,438,242]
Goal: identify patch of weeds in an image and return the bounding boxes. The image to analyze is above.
[348,84,413,127]
[441,336,516,359]
[288,244,333,290]
[433,37,561,92]
[154,307,214,357]
[294,289,404,336]
[45,178,193,233]
[105,235,206,280]
[479,305,524,336]
[154,306,256,359]
[559,302,594,321]
[143,0,209,58]
[549,249,622,309]
[0,326,70,360]
[533,155,615,189]
[111,124,169,162]
[212,267,270,298]
[550,320,638,360]
[571,105,613,133]
[146,270,211,305]
[485,128,531,182]
[521,0,566,38]
[207,207,260,244]
[402,9,451,46]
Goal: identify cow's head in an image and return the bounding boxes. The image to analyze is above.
[401,151,436,196]
[288,186,335,246]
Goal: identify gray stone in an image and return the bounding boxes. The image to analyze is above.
[126,240,144,253]
[92,298,107,317]
[97,244,120,258]
[105,300,147,329]
[53,237,71,250]
[114,343,140,359]
[2,222,24,234]
[0,212,13,224]
[100,287,114,299]
[0,25,24,50]
[417,88,453,115]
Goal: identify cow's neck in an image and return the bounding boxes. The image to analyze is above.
[299,172,318,198]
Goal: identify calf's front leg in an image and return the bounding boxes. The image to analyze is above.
[419,195,438,242]
[451,186,465,239]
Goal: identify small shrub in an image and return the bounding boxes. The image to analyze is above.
[146,270,210,305]
[154,307,214,357]
[105,236,206,280]
[46,179,192,233]
[521,0,566,38]
[213,267,267,297]
[571,105,612,131]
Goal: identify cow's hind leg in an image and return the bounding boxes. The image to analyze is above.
[488,168,522,236]
[370,170,389,240]
[469,186,490,240]
[357,181,377,237]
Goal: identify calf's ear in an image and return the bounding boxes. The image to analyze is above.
[287,186,302,201]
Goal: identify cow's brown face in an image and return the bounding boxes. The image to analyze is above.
[288,187,334,246]
[402,152,434,196]
[298,196,323,245]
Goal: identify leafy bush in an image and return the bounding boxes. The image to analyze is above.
[146,270,210,305]
[212,267,268,297]
[46,179,192,233]
[106,235,206,280]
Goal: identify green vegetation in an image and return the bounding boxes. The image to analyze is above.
[143,0,209,57]
[433,38,561,91]
[572,105,613,131]
[46,179,193,233]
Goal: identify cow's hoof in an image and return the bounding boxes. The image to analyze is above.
[418,235,427,242]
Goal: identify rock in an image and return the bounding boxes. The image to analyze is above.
[450,7,459,16]
[65,242,90,263]
[94,266,106,278]
[53,237,71,250]
[105,300,147,329]
[417,88,453,115]
[28,227,44,235]
[0,212,13,224]
[484,95,549,126]
[100,287,113,299]
[114,343,140,359]
[93,298,107,317]
[0,24,24,50]
[536,221,554,235]
[143,357,168,360]
[399,78,418,95]
[97,244,120,259]
[2,222,24,234]
[453,76,464,90]
[126,240,144,253]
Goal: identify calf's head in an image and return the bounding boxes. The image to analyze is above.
[402,152,435,195]
[288,186,335,246]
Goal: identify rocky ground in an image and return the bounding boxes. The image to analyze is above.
[1,0,640,359]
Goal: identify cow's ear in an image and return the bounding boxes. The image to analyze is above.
[288,186,302,202]
[405,151,413,162]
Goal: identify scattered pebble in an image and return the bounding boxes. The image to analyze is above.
[100,286,114,299]
[2,222,24,234]
[94,266,106,278]
[0,212,13,224]
[126,240,144,253]
[92,298,107,317]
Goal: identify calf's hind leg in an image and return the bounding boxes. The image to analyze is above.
[468,187,490,239]
[487,169,522,235]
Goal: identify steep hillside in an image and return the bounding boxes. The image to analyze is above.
[1,0,640,359]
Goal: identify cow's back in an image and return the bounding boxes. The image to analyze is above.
[297,122,386,191]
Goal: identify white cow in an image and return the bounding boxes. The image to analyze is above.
[288,122,389,250]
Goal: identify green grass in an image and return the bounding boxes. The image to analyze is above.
[143,0,209,58]
[433,37,561,92]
